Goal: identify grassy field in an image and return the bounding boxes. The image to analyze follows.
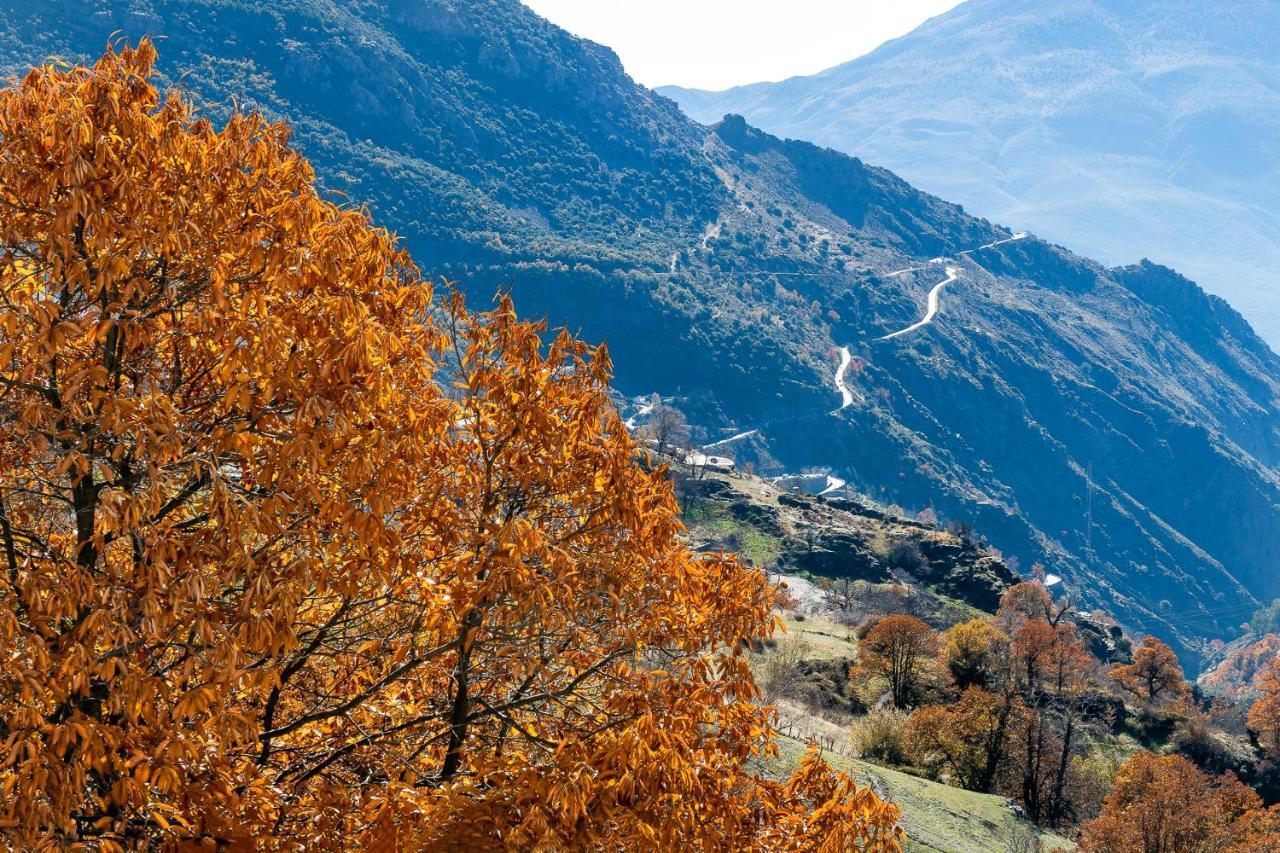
[769,738,1076,852]
[777,612,858,660]
[682,498,784,567]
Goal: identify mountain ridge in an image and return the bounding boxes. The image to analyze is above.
[662,0,1280,348]
[6,0,1280,665]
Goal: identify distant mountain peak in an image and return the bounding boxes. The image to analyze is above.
[662,0,1280,348]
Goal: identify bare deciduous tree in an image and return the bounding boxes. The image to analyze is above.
[642,402,690,457]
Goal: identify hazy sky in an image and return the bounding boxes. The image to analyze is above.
[522,1,964,91]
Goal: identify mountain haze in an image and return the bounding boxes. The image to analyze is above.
[663,0,1280,348]
[7,0,1280,663]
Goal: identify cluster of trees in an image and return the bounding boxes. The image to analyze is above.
[850,583,1197,830]
[1249,659,1280,759]
[0,44,903,849]
[1079,751,1280,851]
[841,578,1280,847]
[1198,633,1280,702]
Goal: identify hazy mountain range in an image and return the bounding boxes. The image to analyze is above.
[663,0,1280,348]
[5,0,1280,664]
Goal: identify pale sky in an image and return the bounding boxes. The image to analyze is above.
[521,1,965,91]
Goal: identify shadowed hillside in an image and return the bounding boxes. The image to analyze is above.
[7,0,1280,665]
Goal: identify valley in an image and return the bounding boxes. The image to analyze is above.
[3,1,1280,848]
[6,0,1265,667]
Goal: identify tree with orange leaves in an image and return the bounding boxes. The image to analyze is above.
[1079,751,1280,853]
[1011,618,1059,691]
[904,686,1029,793]
[939,618,1008,691]
[0,42,903,850]
[1248,658,1280,757]
[1109,636,1188,706]
[856,614,939,708]
[1010,620,1098,825]
[1199,633,1280,701]
[995,580,1071,633]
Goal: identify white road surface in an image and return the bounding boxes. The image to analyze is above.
[703,429,759,450]
[884,231,1026,276]
[877,266,961,341]
[957,231,1028,257]
[832,346,856,410]
[885,259,944,277]
[818,475,847,496]
[659,232,1031,494]
[623,401,655,430]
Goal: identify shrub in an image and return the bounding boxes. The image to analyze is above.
[1172,712,1238,775]
[886,539,926,572]
[757,635,812,703]
[852,709,910,765]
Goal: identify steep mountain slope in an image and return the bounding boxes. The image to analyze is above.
[1200,634,1280,701]
[663,0,1280,347]
[5,0,1280,664]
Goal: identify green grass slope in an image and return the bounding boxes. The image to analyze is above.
[768,738,1075,852]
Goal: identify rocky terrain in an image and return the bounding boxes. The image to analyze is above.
[676,463,1018,612]
[673,458,1132,661]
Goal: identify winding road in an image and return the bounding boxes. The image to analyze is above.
[830,233,1029,415]
[877,266,961,341]
[885,258,947,277]
[632,230,1031,500]
[818,475,847,496]
[832,346,856,411]
[958,231,1028,257]
[623,400,655,430]
[875,232,1027,342]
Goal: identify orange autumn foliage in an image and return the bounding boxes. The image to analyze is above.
[855,614,939,709]
[995,581,1055,633]
[1079,752,1280,853]
[0,42,903,850]
[904,687,1029,793]
[1247,658,1280,756]
[939,618,1008,691]
[1108,635,1188,705]
[1200,633,1280,701]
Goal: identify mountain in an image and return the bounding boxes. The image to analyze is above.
[1200,634,1280,701]
[5,0,1280,665]
[662,0,1280,348]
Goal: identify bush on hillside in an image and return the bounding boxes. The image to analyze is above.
[852,709,910,765]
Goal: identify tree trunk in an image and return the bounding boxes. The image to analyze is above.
[440,610,481,781]
[1048,713,1076,827]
